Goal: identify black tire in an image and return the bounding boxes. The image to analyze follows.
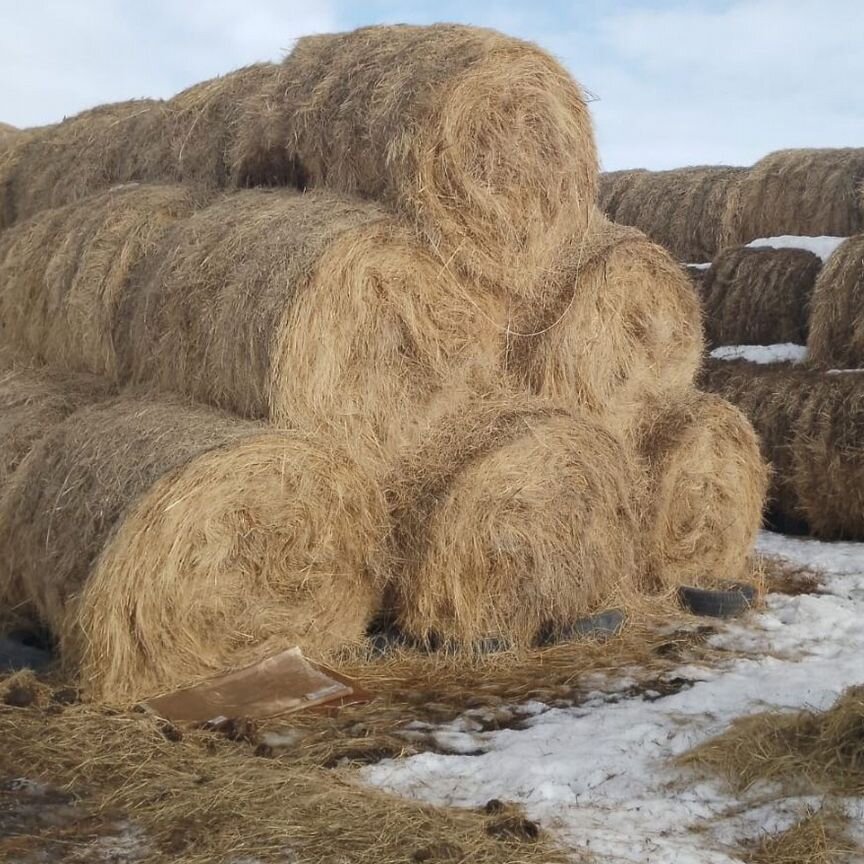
[678,584,757,618]
[536,609,626,646]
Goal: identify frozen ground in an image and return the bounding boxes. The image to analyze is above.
[363,531,864,863]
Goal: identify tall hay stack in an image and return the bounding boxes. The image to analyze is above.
[504,213,704,431]
[731,149,864,243]
[121,189,499,452]
[0,185,197,378]
[0,396,386,702]
[702,246,822,346]
[808,234,864,369]
[237,24,598,302]
[597,168,647,218]
[598,166,745,263]
[380,397,641,647]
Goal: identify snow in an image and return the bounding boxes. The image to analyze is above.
[686,262,712,270]
[362,531,864,863]
[746,235,847,262]
[710,343,807,365]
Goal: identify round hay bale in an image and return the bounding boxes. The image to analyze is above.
[504,213,704,431]
[0,185,196,378]
[597,169,648,220]
[635,389,768,591]
[379,396,641,647]
[702,246,822,346]
[605,166,745,263]
[808,234,864,369]
[0,396,385,702]
[684,264,709,298]
[235,24,598,301]
[121,188,499,452]
[731,149,864,243]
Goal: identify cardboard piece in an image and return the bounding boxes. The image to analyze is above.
[145,647,363,723]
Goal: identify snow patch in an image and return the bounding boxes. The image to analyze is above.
[746,235,846,262]
[710,343,807,365]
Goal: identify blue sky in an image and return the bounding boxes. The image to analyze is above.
[2,1,862,170]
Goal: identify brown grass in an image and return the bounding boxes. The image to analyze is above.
[121,188,499,454]
[636,389,768,591]
[378,395,642,647]
[808,234,864,369]
[236,24,598,301]
[731,149,864,243]
[744,808,855,864]
[504,213,704,432]
[0,396,386,702]
[599,166,745,262]
[703,246,822,346]
[0,184,196,378]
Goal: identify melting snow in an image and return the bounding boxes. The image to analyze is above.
[746,235,847,262]
[710,343,807,365]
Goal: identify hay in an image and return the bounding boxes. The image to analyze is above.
[0,396,385,702]
[504,214,704,431]
[379,395,642,647]
[236,23,598,301]
[702,246,822,346]
[121,188,498,452]
[597,168,647,218]
[743,809,854,864]
[0,185,196,378]
[732,149,864,243]
[807,234,864,369]
[600,166,745,263]
[635,389,768,591]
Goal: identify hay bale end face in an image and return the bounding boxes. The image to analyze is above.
[702,245,822,347]
[380,397,641,646]
[0,397,385,702]
[237,24,598,300]
[807,234,864,369]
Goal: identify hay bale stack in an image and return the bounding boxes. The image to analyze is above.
[732,149,864,243]
[237,24,598,300]
[0,185,196,378]
[597,169,647,218]
[808,234,864,369]
[599,166,745,262]
[122,189,499,451]
[702,246,822,346]
[0,396,385,701]
[380,396,641,647]
[505,214,704,430]
[635,390,767,590]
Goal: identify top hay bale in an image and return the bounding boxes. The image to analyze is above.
[597,166,745,263]
[731,149,864,244]
[237,24,598,301]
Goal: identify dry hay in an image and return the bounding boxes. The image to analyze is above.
[504,213,704,432]
[600,165,745,263]
[0,396,385,702]
[597,168,647,218]
[121,188,498,453]
[743,808,854,864]
[236,23,598,301]
[807,234,864,369]
[378,395,642,647]
[635,389,768,591]
[731,149,864,244]
[702,245,822,346]
[0,185,196,378]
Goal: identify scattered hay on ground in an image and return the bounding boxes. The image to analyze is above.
[731,149,864,243]
[757,556,823,597]
[237,23,598,301]
[743,808,854,864]
[702,246,822,346]
[807,234,864,370]
[0,396,385,702]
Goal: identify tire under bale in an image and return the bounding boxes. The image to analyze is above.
[598,166,745,263]
[807,234,864,369]
[0,396,386,702]
[236,24,598,301]
[0,185,197,378]
[731,149,864,243]
[121,188,499,452]
[635,390,768,591]
[379,396,641,647]
[702,246,822,346]
[504,214,704,431]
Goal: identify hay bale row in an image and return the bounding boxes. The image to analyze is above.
[700,359,864,539]
[701,245,822,346]
[597,166,744,263]
[807,234,864,369]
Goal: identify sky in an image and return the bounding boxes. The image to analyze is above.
[1,1,862,170]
